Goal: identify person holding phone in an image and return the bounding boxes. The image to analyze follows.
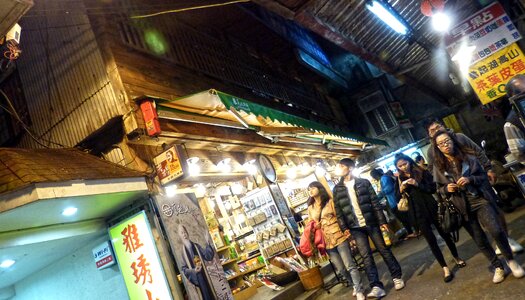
[431,130,524,284]
[395,154,464,282]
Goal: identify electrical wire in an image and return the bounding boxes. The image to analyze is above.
[130,0,251,19]
[0,89,67,148]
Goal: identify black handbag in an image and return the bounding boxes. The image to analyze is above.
[438,198,463,242]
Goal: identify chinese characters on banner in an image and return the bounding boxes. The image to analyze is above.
[153,146,185,185]
[445,2,521,65]
[467,43,525,104]
[109,211,172,300]
[154,193,233,300]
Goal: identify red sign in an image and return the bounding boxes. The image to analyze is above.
[96,256,114,268]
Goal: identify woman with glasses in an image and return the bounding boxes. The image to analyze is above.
[394,153,464,282]
[432,130,524,284]
[307,181,365,300]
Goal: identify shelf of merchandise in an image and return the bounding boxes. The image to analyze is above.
[226,264,266,281]
[237,250,261,264]
[221,258,240,266]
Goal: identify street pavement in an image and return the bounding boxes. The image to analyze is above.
[313,205,525,300]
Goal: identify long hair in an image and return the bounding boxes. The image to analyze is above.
[432,130,475,172]
[306,181,330,209]
[394,153,423,183]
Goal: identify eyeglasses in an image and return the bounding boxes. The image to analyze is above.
[436,138,452,148]
[429,124,445,135]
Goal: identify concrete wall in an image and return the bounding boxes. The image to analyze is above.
[11,234,128,300]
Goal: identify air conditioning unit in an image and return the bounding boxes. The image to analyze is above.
[6,23,21,44]
[0,0,33,40]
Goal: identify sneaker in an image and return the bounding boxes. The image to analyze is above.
[366,286,386,298]
[508,238,524,253]
[495,246,502,255]
[393,278,405,290]
[356,292,366,300]
[493,267,506,283]
[508,260,525,278]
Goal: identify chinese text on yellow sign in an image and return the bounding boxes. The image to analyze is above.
[468,43,525,104]
[109,211,172,300]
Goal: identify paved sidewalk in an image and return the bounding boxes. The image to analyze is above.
[314,206,525,300]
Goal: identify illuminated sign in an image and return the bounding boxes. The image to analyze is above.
[446,2,521,66]
[467,43,525,104]
[153,146,185,185]
[109,211,172,300]
[92,241,116,270]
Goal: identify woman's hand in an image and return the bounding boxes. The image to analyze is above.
[457,177,470,187]
[447,183,459,193]
[405,178,418,186]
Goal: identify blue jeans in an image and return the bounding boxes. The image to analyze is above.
[351,226,402,289]
[327,240,364,293]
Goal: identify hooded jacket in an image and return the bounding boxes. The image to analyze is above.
[332,177,387,231]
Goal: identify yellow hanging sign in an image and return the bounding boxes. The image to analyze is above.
[467,43,525,104]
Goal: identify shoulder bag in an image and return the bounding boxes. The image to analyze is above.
[438,196,463,242]
[397,177,409,212]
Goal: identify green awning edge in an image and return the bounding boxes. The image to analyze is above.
[214,90,388,146]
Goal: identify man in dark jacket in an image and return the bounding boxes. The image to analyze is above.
[333,158,404,298]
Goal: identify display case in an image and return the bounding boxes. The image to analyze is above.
[240,187,296,262]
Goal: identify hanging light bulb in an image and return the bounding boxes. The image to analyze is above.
[165,184,178,198]
[286,166,297,179]
[217,158,232,173]
[243,159,258,175]
[187,157,201,176]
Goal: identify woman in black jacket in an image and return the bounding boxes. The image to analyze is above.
[394,154,464,282]
[432,129,524,284]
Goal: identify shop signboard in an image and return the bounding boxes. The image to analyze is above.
[92,241,116,270]
[467,43,525,104]
[109,211,172,300]
[153,146,186,185]
[445,2,521,66]
[154,193,233,300]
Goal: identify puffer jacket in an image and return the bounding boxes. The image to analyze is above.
[299,220,326,257]
[332,177,387,231]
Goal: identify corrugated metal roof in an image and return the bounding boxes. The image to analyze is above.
[300,0,481,98]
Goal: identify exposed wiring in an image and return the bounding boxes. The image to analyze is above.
[3,41,21,61]
[130,0,250,19]
[0,89,67,148]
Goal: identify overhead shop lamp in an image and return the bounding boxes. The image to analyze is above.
[366,0,409,35]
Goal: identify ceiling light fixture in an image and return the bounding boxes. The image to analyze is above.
[62,207,78,216]
[366,0,409,35]
[243,159,258,175]
[217,158,232,173]
[165,184,178,197]
[0,259,15,268]
[432,11,451,32]
[187,157,201,176]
